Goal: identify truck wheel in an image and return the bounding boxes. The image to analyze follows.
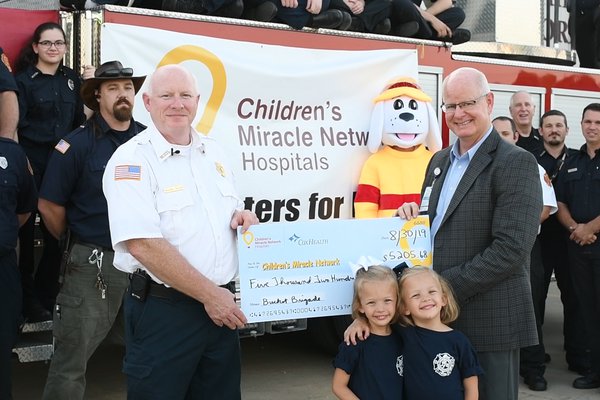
[307,315,353,356]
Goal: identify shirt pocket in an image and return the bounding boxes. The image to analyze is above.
[563,169,582,183]
[155,188,194,240]
[215,177,241,214]
[87,156,106,192]
[593,165,600,181]
[215,176,240,206]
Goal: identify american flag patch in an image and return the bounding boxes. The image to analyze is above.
[55,139,71,154]
[114,165,141,180]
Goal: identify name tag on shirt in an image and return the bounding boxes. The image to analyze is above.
[420,186,432,213]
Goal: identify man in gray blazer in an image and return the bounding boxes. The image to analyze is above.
[398,67,542,399]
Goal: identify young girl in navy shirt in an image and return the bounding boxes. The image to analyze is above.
[398,266,482,400]
[332,265,404,400]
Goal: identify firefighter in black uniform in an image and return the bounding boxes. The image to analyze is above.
[536,110,590,377]
[556,103,600,390]
[38,61,146,399]
[14,22,89,321]
[0,138,38,400]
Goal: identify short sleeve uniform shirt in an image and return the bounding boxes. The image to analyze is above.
[333,329,404,399]
[0,138,37,255]
[39,115,145,248]
[103,127,243,285]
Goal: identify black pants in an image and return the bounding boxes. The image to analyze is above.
[18,144,61,312]
[390,0,465,39]
[520,238,546,377]
[18,213,61,312]
[540,224,591,371]
[567,243,600,374]
[123,285,242,399]
[0,251,21,400]
[329,0,391,32]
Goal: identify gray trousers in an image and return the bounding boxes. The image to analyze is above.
[42,243,129,400]
[478,349,520,400]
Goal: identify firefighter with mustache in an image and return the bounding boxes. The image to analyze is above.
[37,61,146,400]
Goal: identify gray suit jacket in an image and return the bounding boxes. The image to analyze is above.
[424,129,542,352]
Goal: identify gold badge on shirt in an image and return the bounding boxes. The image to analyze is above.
[215,162,226,177]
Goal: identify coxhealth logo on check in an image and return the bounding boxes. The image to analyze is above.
[288,234,328,246]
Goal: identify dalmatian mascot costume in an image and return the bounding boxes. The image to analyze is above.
[354,77,442,219]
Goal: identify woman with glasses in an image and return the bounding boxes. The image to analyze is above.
[13,22,89,324]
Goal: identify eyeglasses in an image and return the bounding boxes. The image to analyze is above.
[441,93,489,113]
[37,40,67,49]
[99,67,134,78]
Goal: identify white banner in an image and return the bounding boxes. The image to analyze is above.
[102,23,418,222]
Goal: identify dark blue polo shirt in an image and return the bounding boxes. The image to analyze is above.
[0,48,17,93]
[536,146,578,183]
[39,114,145,249]
[15,64,85,146]
[555,144,600,255]
[516,127,544,155]
[537,146,578,241]
[0,138,37,255]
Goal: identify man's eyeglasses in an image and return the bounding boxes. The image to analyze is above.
[37,40,67,49]
[99,68,134,78]
[441,93,489,113]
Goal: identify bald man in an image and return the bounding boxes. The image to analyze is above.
[102,65,258,399]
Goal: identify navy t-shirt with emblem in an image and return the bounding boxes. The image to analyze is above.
[39,114,145,249]
[0,138,37,255]
[401,325,483,400]
[334,328,404,400]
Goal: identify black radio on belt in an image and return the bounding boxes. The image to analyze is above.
[130,269,150,302]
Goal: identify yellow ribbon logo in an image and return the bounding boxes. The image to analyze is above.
[242,231,254,246]
[158,45,227,135]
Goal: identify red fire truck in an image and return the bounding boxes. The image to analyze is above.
[3,4,599,359]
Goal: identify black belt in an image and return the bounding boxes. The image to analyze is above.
[74,241,113,253]
[132,271,236,301]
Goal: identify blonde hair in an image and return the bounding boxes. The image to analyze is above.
[397,266,459,326]
[352,265,400,324]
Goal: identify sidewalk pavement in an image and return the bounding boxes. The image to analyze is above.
[518,281,599,399]
[10,281,600,399]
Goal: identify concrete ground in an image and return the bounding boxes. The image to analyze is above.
[11,281,600,399]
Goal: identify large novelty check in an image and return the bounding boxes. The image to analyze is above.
[237,216,431,323]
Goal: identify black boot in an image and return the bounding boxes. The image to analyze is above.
[213,0,244,18]
[438,28,471,45]
[243,1,277,21]
[373,18,391,34]
[349,16,365,32]
[392,21,419,38]
[337,10,352,31]
[310,9,345,29]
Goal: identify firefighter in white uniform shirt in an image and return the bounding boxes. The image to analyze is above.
[102,64,258,400]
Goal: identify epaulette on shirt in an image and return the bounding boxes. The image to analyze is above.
[54,123,93,155]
